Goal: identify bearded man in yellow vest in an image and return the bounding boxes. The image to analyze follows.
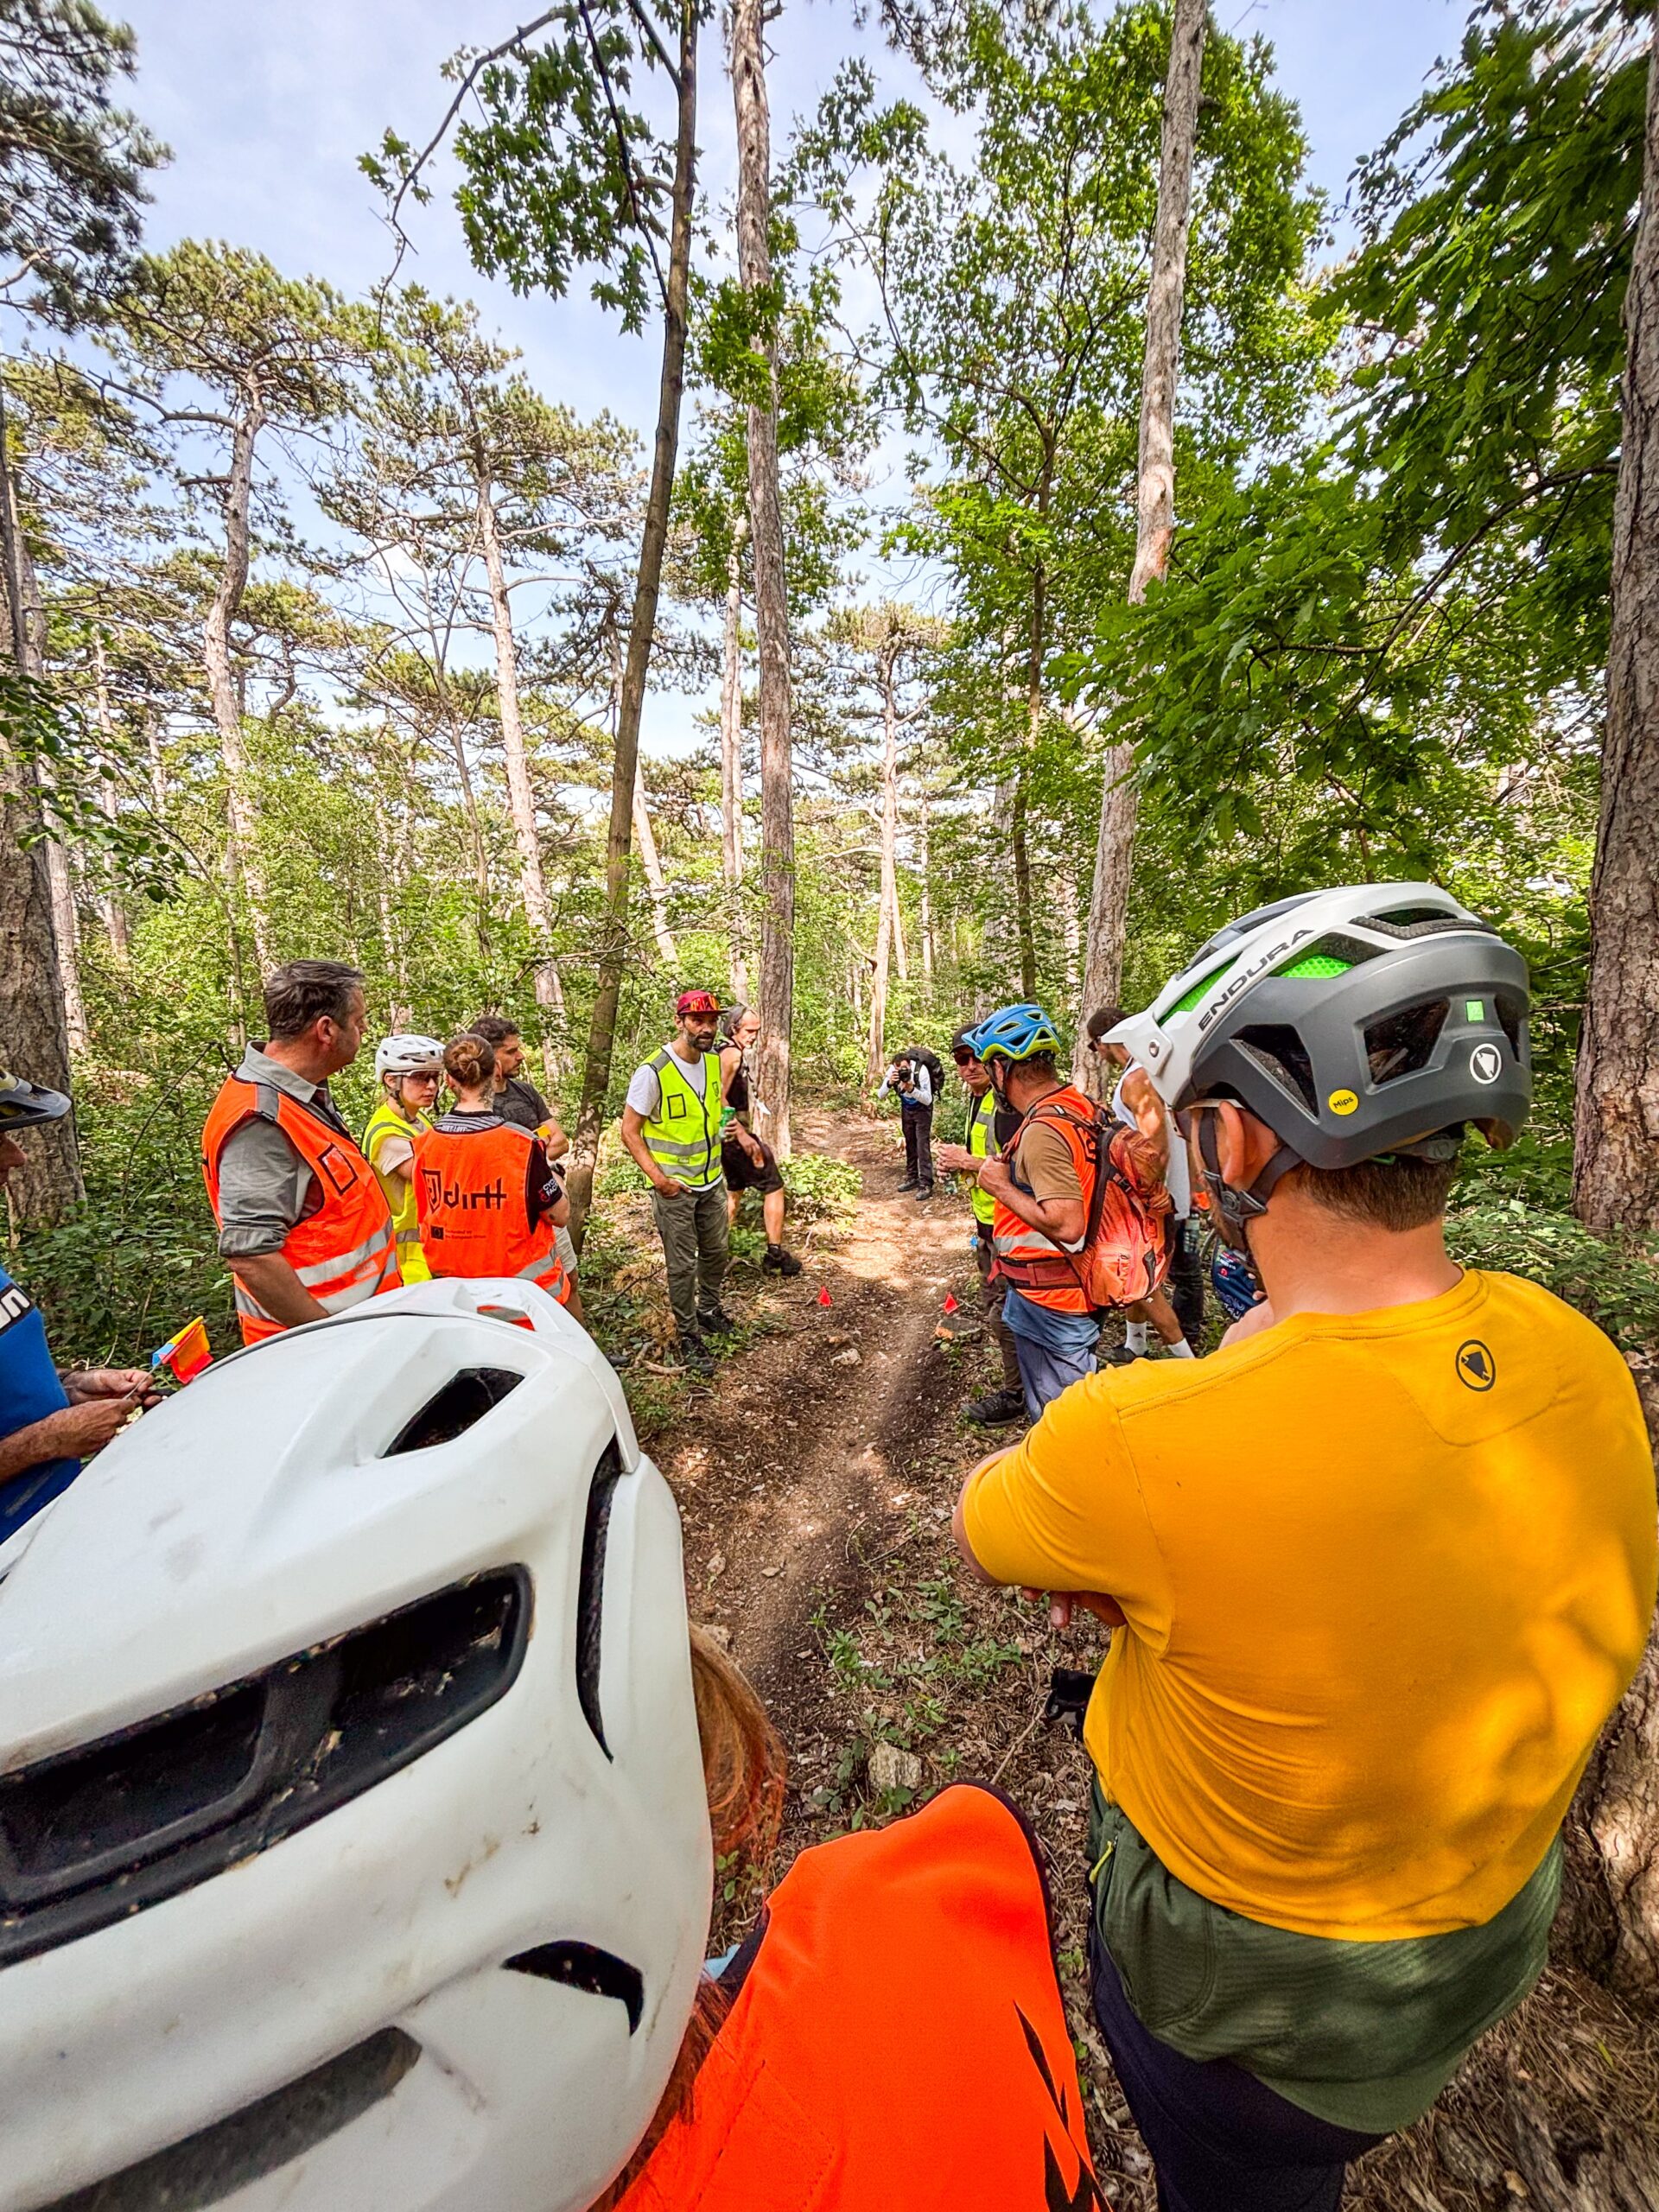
[620,989,732,1377]
[201,960,397,1344]
[935,1025,1026,1427]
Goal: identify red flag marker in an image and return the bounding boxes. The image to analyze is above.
[817,1286,833,1307]
[151,1316,213,1384]
[942,1292,960,1314]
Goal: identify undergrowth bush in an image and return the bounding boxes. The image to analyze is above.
[1446,1200,1659,1357]
[781,1153,861,1223]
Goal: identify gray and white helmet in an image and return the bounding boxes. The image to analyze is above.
[1109,882,1530,1172]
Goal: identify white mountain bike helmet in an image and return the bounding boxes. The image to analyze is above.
[0,1277,709,2212]
[374,1033,446,1082]
[1109,882,1530,1243]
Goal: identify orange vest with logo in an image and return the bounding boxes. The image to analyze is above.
[618,1784,1105,2212]
[201,1074,398,1345]
[412,1116,569,1305]
[991,1082,1102,1315]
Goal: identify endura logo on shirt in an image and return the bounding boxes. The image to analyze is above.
[0,1281,35,1337]
[1456,1339,1497,1392]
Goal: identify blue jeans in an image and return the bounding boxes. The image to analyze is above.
[1001,1287,1099,1420]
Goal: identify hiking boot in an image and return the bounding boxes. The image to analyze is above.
[896,1176,919,1192]
[675,1334,715,1377]
[696,1306,737,1336]
[763,1243,804,1277]
[915,1184,935,1203]
[964,1386,1026,1427]
[1103,1343,1145,1367]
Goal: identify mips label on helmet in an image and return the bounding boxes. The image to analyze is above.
[1470,1043,1504,1085]
[1327,1089,1359,1116]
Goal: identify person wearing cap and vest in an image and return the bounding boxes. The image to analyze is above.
[412,1033,571,1306]
[0,1070,159,1539]
[620,991,733,1378]
[935,1027,1026,1427]
[362,1034,444,1287]
[956,887,1656,2212]
[200,961,398,1347]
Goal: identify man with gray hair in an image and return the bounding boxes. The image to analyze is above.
[201,961,398,1344]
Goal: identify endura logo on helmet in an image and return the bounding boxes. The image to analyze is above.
[1470,1043,1504,1084]
[1456,1339,1497,1392]
[1194,927,1315,1033]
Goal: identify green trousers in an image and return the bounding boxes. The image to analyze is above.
[651,1178,729,1338]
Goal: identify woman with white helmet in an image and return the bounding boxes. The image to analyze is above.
[362,1033,446,1285]
[0,1280,1100,2211]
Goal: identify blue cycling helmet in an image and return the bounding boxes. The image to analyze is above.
[964,1002,1063,1065]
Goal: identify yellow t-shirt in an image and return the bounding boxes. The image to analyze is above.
[963,1269,1656,1940]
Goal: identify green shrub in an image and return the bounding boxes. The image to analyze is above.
[782,1152,861,1224]
[1446,1200,1659,1357]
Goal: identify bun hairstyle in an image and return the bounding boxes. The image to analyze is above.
[444,1032,495,1090]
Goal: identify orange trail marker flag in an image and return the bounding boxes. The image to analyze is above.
[942,1292,960,1314]
[817,1285,832,1307]
[152,1317,213,1384]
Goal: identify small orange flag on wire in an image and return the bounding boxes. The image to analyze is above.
[817,1286,833,1307]
[152,1316,213,1384]
[943,1292,960,1314]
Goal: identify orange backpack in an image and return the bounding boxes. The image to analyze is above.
[1005,1096,1172,1313]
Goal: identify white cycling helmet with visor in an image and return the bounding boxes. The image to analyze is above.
[374,1034,446,1084]
[0,1276,709,2212]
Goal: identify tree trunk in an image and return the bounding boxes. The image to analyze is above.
[1077,0,1206,1089]
[92,639,130,961]
[720,520,749,1001]
[204,391,274,974]
[476,474,567,1084]
[867,644,899,1084]
[145,715,167,810]
[1574,6,1659,1234]
[987,777,1019,995]
[919,793,935,984]
[632,758,679,965]
[43,845,85,1052]
[567,0,699,1242]
[0,388,82,1219]
[733,0,794,1160]
[1567,3,1659,2021]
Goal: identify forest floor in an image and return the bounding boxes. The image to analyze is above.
[613,1106,1659,2212]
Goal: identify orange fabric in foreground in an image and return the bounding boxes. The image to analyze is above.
[619,1783,1104,2212]
[412,1119,568,1304]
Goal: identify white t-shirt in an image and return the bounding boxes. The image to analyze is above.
[626,1046,711,1119]
[1115,1060,1191,1217]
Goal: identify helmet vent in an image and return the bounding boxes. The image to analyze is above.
[383,1367,524,1455]
[504,1939,645,2033]
[1495,990,1528,1058]
[1363,1001,1450,1084]
[1233,1027,1318,1114]
[0,1570,531,1970]
[1274,932,1378,979]
[40,2027,421,2210]
[1354,909,1491,940]
[576,1442,623,1759]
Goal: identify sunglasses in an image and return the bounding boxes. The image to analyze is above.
[951,1047,976,1065]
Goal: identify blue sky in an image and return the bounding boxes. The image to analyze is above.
[115,0,1468,752]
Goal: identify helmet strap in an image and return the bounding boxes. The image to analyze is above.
[1195,1113,1300,1265]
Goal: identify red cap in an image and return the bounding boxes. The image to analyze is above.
[677,989,721,1017]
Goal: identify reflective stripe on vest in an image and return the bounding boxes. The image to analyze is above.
[616,1783,1103,2212]
[991,1085,1097,1314]
[640,1047,722,1185]
[411,1119,569,1306]
[965,1091,999,1227]
[363,1098,433,1281]
[201,1075,399,1347]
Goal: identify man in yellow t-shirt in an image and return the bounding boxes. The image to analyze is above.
[956,884,1656,2212]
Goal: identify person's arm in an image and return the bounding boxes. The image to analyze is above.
[538,1116,570,1161]
[620,1103,685,1199]
[975,1154,1085,1248]
[63,1368,159,1408]
[229,1252,327,1327]
[373,1131,416,1195]
[216,1119,327,1325]
[874,1071,893,1100]
[913,1065,932,1107]
[1118,1066,1171,1178]
[0,1398,134,1482]
[527,1141,571,1230]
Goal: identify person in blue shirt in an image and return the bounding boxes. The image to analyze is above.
[0,1070,155,1541]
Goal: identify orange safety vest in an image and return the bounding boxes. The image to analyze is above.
[619,1784,1106,2212]
[201,1073,399,1346]
[991,1082,1101,1315]
[412,1116,569,1305]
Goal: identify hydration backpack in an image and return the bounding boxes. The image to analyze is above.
[1002,1096,1172,1313]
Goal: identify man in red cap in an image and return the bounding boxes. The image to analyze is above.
[620,989,734,1376]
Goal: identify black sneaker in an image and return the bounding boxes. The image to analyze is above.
[696,1306,737,1336]
[763,1244,804,1277]
[964,1386,1026,1427]
[1103,1344,1145,1367]
[676,1334,715,1376]
[896,1177,919,1192]
[915,1184,935,1203]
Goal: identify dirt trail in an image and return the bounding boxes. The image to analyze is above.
[651,1107,971,1725]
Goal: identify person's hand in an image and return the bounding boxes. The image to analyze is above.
[64,1368,159,1409]
[655,1174,687,1200]
[936,1143,975,1174]
[52,1396,137,1457]
[1021,1586,1128,1631]
[741,1132,766,1166]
